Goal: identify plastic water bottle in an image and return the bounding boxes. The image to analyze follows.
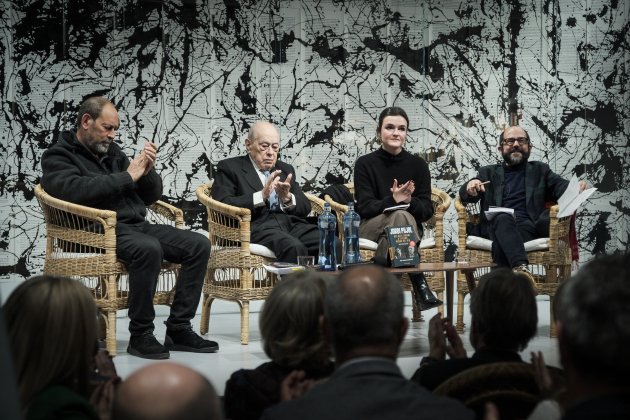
[318,202,337,271]
[343,202,361,265]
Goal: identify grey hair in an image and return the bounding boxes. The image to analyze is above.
[76,96,110,128]
[555,252,630,386]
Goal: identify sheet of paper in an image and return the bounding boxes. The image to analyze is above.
[484,206,514,220]
[557,176,597,218]
[383,204,410,213]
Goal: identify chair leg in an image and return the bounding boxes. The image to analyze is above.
[549,294,557,338]
[106,310,117,356]
[199,294,213,335]
[456,291,467,333]
[410,290,420,322]
[240,301,249,345]
[437,291,445,315]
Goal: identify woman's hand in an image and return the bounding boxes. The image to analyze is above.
[391,179,415,203]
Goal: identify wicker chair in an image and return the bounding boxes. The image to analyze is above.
[324,184,451,320]
[455,197,573,337]
[433,362,547,420]
[34,184,183,356]
[196,181,325,344]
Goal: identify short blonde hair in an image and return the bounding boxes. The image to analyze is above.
[260,271,330,367]
[3,275,98,406]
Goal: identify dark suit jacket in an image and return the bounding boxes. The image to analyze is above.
[411,347,524,391]
[261,358,474,420]
[459,161,569,227]
[211,155,311,228]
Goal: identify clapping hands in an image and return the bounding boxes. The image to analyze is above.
[391,178,415,204]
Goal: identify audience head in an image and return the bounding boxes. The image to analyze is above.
[324,265,408,362]
[3,275,99,406]
[498,125,531,166]
[260,270,330,367]
[376,107,409,155]
[75,96,119,156]
[112,362,222,420]
[556,252,630,387]
[469,268,537,351]
[245,121,280,171]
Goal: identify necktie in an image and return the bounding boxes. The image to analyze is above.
[261,170,280,212]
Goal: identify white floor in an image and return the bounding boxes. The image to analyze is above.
[112,292,560,396]
[1,274,560,397]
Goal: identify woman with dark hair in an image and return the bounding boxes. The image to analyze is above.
[3,275,119,420]
[224,270,333,420]
[354,106,441,310]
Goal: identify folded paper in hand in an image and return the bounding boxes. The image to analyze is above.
[557,176,597,218]
[484,206,514,220]
[383,204,410,213]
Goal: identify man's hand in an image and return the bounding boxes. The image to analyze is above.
[141,142,158,175]
[127,142,158,181]
[578,180,588,192]
[391,179,415,203]
[262,169,282,201]
[275,173,293,204]
[466,179,487,197]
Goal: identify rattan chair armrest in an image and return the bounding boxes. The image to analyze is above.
[35,185,117,226]
[149,200,185,228]
[195,184,252,220]
[306,193,325,216]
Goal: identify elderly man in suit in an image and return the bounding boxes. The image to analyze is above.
[459,125,586,281]
[211,121,319,263]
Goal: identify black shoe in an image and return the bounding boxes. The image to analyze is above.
[128,331,170,360]
[409,273,443,311]
[165,328,219,353]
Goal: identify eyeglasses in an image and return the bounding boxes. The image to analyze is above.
[502,137,529,146]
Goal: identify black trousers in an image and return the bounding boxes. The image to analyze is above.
[116,222,210,336]
[251,214,320,263]
[489,211,549,268]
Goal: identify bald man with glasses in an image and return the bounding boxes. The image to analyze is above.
[459,126,587,281]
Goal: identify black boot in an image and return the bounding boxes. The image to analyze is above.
[409,273,442,311]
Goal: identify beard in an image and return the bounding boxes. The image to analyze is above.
[502,148,530,166]
[84,136,112,156]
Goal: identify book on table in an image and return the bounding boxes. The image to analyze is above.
[385,225,420,268]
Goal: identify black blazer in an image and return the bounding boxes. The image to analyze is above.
[211,155,312,227]
[459,161,569,224]
[261,359,474,420]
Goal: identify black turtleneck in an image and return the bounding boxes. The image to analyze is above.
[353,147,434,225]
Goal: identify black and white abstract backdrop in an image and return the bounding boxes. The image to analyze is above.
[1,0,628,278]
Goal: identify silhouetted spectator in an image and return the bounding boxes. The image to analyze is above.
[224,270,333,420]
[112,362,221,420]
[412,268,538,390]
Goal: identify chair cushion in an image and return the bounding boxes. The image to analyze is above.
[466,236,550,252]
[419,238,435,249]
[249,243,277,259]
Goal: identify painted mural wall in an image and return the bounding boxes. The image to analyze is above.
[1,0,628,278]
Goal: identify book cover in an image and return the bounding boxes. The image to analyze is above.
[385,225,420,267]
